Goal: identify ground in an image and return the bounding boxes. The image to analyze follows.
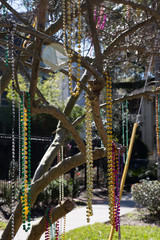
[0,188,160,229]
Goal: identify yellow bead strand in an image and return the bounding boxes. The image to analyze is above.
[105,72,115,226]
[85,91,93,223]
[62,0,82,97]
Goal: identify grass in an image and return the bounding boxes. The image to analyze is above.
[0,221,6,230]
[65,223,160,240]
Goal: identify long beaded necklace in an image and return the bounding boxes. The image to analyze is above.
[156,88,160,156]
[105,72,115,226]
[20,92,31,232]
[113,145,121,239]
[11,25,16,240]
[122,101,129,163]
[94,7,107,30]
[45,207,56,240]
[62,0,82,97]
[85,91,93,223]
[2,4,9,67]
[57,147,66,239]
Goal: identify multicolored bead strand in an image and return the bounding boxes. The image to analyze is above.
[85,91,93,223]
[45,209,50,240]
[156,88,160,156]
[55,220,59,240]
[20,92,31,232]
[62,0,82,97]
[105,72,115,225]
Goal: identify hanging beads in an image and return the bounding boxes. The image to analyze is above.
[122,101,129,163]
[62,0,82,97]
[20,92,31,232]
[18,102,21,184]
[11,26,16,240]
[105,72,115,226]
[85,91,93,223]
[2,5,9,66]
[156,88,160,156]
[57,146,66,239]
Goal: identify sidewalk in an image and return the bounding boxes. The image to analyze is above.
[0,193,136,239]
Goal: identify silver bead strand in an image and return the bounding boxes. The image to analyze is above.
[11,22,17,240]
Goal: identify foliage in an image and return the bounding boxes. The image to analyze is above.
[35,178,80,207]
[65,223,160,240]
[131,180,160,214]
[0,221,7,230]
[69,104,85,133]
[6,73,64,108]
[37,72,64,108]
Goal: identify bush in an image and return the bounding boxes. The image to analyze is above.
[131,180,160,214]
[35,178,80,207]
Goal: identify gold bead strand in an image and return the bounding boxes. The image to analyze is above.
[74,0,82,97]
[105,72,114,225]
[62,0,81,97]
[85,91,93,223]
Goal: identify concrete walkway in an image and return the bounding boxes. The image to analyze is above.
[0,194,136,239]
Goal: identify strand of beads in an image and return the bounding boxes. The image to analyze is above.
[114,146,120,233]
[45,209,50,240]
[156,88,160,156]
[122,102,125,162]
[55,220,59,240]
[105,72,115,226]
[125,100,129,163]
[20,92,31,232]
[85,91,93,223]
[62,0,81,97]
[60,146,66,239]
[18,102,21,184]
[2,5,9,67]
[11,26,16,240]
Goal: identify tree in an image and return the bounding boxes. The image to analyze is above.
[1,0,160,239]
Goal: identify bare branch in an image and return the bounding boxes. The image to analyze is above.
[104,18,153,56]
[108,0,160,21]
[32,105,86,155]
[86,0,103,73]
[29,0,48,100]
[0,0,30,25]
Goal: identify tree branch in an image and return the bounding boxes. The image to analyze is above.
[108,0,160,21]
[0,0,30,26]
[86,0,103,73]
[32,105,86,155]
[29,0,48,100]
[91,96,108,148]
[27,200,74,240]
[32,70,91,182]
[103,18,153,56]
[1,148,106,240]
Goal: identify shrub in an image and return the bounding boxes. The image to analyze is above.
[131,180,160,214]
[35,178,80,207]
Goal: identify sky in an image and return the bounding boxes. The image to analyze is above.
[9,0,29,13]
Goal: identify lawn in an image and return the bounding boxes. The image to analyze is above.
[65,223,160,240]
